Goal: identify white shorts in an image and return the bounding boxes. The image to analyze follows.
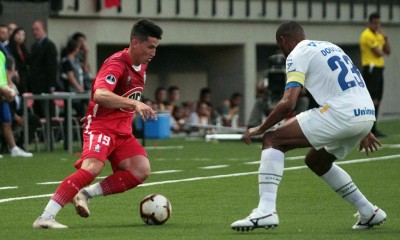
[296,107,374,159]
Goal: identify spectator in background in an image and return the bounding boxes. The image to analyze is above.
[29,20,58,117]
[60,38,87,115]
[8,28,30,94]
[0,24,10,50]
[197,87,220,125]
[0,49,32,157]
[247,80,269,128]
[170,105,187,133]
[166,85,180,113]
[7,23,17,36]
[187,101,211,134]
[359,12,391,137]
[61,32,92,91]
[218,92,243,128]
[153,86,167,112]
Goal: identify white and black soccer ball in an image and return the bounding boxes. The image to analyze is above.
[140,194,172,225]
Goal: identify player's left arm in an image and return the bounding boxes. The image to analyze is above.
[242,72,303,144]
[258,85,301,133]
[94,88,157,121]
[358,132,381,156]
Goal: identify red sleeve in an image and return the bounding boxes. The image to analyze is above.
[93,60,124,92]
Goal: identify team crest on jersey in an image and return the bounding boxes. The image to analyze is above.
[94,144,101,153]
[105,75,116,84]
[120,86,143,113]
[106,74,117,84]
[286,58,293,70]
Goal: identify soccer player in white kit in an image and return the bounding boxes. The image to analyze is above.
[231,21,386,231]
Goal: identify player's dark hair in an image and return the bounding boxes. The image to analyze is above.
[276,21,305,42]
[369,12,380,22]
[131,19,163,42]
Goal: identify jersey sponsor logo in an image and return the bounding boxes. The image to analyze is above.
[120,86,143,113]
[105,74,117,84]
[353,108,375,117]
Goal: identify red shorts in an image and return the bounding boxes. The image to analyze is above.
[75,131,148,172]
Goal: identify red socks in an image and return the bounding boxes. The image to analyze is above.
[51,169,95,206]
[100,170,143,196]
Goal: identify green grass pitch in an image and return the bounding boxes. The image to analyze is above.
[1,120,399,240]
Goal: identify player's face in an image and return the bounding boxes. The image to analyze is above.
[276,37,290,58]
[132,36,160,65]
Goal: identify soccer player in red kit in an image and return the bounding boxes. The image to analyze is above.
[33,19,163,229]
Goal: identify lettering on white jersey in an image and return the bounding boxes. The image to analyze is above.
[105,75,116,84]
[120,86,143,113]
[353,108,375,117]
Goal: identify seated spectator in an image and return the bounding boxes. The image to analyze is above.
[187,101,211,125]
[170,105,187,133]
[197,87,220,125]
[166,85,180,114]
[153,86,167,112]
[218,92,243,128]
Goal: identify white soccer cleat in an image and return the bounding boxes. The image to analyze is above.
[11,146,33,157]
[352,206,387,229]
[32,216,68,229]
[72,189,91,218]
[231,209,279,231]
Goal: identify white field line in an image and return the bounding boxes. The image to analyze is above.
[1,154,399,203]
[0,186,18,190]
[382,144,400,149]
[152,170,182,174]
[199,165,229,169]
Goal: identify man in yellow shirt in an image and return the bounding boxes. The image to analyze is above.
[359,12,391,137]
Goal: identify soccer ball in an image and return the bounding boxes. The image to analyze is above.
[140,194,172,225]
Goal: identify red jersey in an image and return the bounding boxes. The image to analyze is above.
[84,49,147,135]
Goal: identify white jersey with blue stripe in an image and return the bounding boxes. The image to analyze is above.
[286,40,375,122]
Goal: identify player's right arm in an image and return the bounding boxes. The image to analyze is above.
[94,88,157,121]
[242,86,301,143]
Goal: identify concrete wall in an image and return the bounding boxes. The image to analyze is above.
[1,0,399,123]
